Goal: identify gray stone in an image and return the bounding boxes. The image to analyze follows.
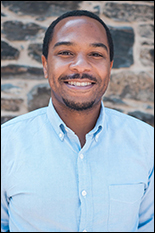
[103,2,154,22]
[140,47,154,66]
[1,116,17,125]
[141,41,154,46]
[138,24,154,39]
[1,65,44,80]
[2,21,46,41]
[128,111,154,126]
[27,83,51,111]
[1,41,20,60]
[110,26,134,68]
[1,98,24,111]
[1,83,20,91]
[28,43,42,63]
[93,5,100,16]
[103,96,127,105]
[1,1,82,18]
[109,107,124,113]
[108,71,154,102]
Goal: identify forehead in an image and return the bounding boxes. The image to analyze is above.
[52,16,108,45]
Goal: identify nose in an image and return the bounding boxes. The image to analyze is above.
[69,54,91,73]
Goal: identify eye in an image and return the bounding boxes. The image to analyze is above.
[89,52,104,58]
[57,51,74,56]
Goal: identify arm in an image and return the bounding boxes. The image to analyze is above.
[1,180,10,232]
[138,167,154,232]
[1,126,10,232]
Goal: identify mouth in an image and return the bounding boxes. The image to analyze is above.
[64,80,96,90]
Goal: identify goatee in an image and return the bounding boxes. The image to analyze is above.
[62,98,95,111]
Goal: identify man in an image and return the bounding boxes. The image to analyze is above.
[1,10,154,232]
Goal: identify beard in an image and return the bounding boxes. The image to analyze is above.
[62,98,95,111]
[59,73,97,111]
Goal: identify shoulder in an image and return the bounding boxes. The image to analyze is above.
[105,107,154,170]
[1,107,48,162]
[104,107,154,150]
[1,107,47,136]
[105,107,154,133]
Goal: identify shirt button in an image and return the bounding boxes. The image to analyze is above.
[79,154,84,159]
[83,230,87,232]
[59,133,63,138]
[82,190,87,197]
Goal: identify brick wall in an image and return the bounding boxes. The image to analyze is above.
[1,1,154,126]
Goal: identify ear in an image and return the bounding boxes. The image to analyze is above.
[110,60,114,70]
[42,55,48,79]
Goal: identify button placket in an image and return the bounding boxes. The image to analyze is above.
[77,147,93,232]
[59,132,64,141]
[79,153,84,159]
[82,190,87,197]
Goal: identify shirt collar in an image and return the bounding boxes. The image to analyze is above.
[87,100,105,141]
[47,98,105,141]
[47,98,67,141]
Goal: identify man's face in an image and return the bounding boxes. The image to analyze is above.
[42,16,113,111]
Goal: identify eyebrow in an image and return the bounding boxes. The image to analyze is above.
[90,43,108,52]
[53,41,108,52]
[53,41,75,48]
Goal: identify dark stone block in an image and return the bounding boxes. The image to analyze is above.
[28,43,42,63]
[109,71,154,102]
[1,41,20,60]
[110,26,134,68]
[109,107,124,113]
[1,65,28,76]
[140,47,154,66]
[2,1,82,18]
[1,98,24,111]
[1,115,17,125]
[1,12,7,17]
[93,5,100,16]
[27,84,51,111]
[150,49,154,62]
[128,111,154,126]
[103,96,127,105]
[2,21,46,41]
[1,65,44,80]
[103,2,154,22]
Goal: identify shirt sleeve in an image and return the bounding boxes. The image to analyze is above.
[138,167,154,232]
[1,188,10,232]
[1,126,10,232]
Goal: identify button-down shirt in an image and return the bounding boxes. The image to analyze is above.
[1,98,154,232]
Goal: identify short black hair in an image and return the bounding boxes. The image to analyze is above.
[42,10,114,61]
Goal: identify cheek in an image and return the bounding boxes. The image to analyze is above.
[48,59,69,79]
[97,64,111,89]
[97,64,110,80]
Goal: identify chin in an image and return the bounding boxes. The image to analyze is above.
[62,98,95,111]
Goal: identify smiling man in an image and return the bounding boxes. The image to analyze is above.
[41,14,113,147]
[1,10,154,232]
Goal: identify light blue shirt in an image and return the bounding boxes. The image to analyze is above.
[1,98,154,232]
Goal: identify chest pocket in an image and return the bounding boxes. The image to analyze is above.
[108,183,144,232]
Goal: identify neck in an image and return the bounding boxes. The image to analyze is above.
[53,100,101,148]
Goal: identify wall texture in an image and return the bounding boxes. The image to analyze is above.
[1,1,154,126]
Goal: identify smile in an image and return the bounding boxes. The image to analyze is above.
[67,81,92,87]
[64,80,95,91]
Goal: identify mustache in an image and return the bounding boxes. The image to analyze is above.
[59,73,97,82]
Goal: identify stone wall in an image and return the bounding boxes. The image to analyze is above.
[1,1,154,126]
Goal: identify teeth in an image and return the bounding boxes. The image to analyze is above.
[68,81,92,86]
